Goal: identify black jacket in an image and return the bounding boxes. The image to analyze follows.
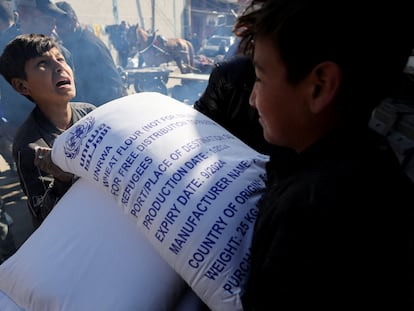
[242,128,414,310]
[12,102,96,228]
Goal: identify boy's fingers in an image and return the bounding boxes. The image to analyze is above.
[34,149,73,182]
[34,148,51,167]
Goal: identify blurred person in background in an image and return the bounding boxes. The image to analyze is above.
[111,20,129,68]
[0,207,16,264]
[54,1,126,106]
[0,1,19,263]
[0,0,20,167]
[16,0,63,38]
[0,0,18,52]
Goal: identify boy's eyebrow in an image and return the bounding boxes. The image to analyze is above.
[33,55,47,61]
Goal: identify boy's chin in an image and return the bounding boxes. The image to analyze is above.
[66,90,76,100]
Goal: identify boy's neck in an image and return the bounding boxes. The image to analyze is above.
[38,101,72,131]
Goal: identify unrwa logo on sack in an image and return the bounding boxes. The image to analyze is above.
[78,123,112,171]
[64,116,96,159]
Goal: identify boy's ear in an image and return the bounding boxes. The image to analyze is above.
[307,61,341,114]
[11,78,30,96]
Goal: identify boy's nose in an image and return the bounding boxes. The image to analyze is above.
[54,61,64,72]
[249,89,257,107]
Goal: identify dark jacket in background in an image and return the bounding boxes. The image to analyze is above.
[62,28,126,106]
[193,56,275,155]
[0,24,32,133]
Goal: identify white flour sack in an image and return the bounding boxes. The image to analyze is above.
[52,92,269,311]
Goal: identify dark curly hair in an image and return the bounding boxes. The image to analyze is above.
[0,33,62,84]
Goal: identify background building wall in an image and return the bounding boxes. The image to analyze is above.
[63,0,185,38]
